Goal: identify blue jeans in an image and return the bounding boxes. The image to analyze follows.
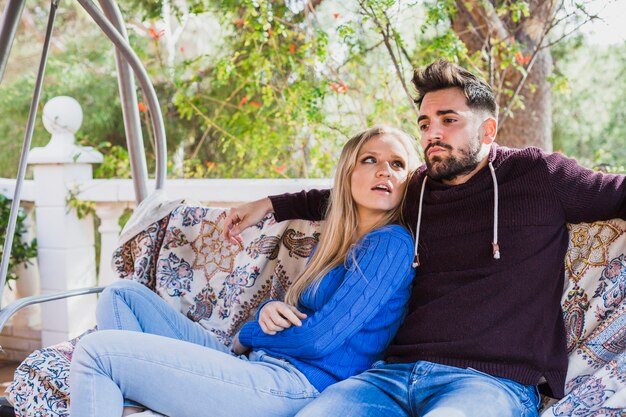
[69,280,319,417]
[295,360,540,417]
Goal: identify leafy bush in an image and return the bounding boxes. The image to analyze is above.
[0,195,38,288]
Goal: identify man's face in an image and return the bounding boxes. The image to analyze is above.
[418,87,488,185]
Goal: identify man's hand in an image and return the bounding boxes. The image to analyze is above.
[259,301,307,335]
[232,332,250,356]
[222,197,274,244]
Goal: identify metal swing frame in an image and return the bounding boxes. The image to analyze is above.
[0,0,168,338]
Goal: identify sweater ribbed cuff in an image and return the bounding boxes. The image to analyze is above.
[268,194,292,222]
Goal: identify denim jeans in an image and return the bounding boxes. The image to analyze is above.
[295,360,540,417]
[69,280,319,417]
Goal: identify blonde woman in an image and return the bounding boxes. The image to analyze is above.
[69,126,419,417]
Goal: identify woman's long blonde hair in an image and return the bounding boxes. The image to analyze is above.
[284,126,419,306]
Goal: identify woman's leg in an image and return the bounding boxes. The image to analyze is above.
[70,330,318,417]
[96,280,229,353]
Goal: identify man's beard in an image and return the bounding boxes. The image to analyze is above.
[424,135,482,182]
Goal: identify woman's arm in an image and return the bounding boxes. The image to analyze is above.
[238,226,414,359]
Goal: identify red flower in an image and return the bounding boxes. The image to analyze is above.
[274,163,287,174]
[148,27,165,40]
[515,52,530,65]
[333,12,341,19]
[330,82,348,94]
[249,101,262,107]
[206,161,215,169]
[289,44,297,54]
[138,102,147,113]
[179,47,185,53]
[234,18,246,27]
[239,96,249,106]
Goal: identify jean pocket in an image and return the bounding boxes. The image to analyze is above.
[465,367,536,412]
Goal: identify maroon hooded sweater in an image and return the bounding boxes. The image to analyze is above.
[268,145,626,398]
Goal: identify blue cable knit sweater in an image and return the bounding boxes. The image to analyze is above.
[238,224,415,392]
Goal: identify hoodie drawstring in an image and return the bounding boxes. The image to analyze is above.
[488,161,500,260]
[412,162,500,269]
[412,176,428,268]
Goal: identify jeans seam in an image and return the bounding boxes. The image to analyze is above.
[96,352,313,398]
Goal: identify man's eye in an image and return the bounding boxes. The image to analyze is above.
[419,124,428,131]
[444,118,457,123]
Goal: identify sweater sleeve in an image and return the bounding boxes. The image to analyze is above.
[269,189,331,222]
[238,225,414,359]
[543,151,626,223]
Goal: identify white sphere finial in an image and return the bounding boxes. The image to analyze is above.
[29,95,102,164]
[42,96,83,135]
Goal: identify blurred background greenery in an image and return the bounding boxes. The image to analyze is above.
[0,0,624,180]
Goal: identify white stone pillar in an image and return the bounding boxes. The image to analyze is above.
[28,96,103,347]
[95,202,126,286]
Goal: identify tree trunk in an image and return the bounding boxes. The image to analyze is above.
[452,0,556,151]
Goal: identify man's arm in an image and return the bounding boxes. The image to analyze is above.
[222,189,330,244]
[269,189,330,222]
[544,151,626,223]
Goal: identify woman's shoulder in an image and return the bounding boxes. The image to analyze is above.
[361,224,414,247]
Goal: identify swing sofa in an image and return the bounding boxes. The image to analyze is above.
[4,193,626,416]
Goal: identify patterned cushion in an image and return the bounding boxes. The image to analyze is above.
[4,205,626,416]
[540,219,626,416]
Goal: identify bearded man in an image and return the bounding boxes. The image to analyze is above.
[222,59,626,417]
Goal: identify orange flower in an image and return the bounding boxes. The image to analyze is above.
[267,27,274,37]
[138,102,147,113]
[515,52,530,65]
[330,82,348,94]
[148,27,165,40]
[239,96,249,106]
[333,12,341,19]
[234,18,246,27]
[289,43,297,54]
[206,161,215,169]
[249,101,262,107]
[274,163,287,174]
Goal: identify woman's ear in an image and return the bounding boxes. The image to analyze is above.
[481,118,497,145]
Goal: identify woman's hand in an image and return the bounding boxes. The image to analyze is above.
[231,332,250,356]
[259,301,308,335]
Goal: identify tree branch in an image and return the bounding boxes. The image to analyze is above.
[358,0,418,117]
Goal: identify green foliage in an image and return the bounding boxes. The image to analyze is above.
[0,195,37,288]
[0,0,618,181]
[66,187,96,220]
[552,37,626,169]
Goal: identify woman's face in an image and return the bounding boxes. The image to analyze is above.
[350,134,411,225]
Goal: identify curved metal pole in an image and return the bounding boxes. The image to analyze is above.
[77,0,167,190]
[98,0,149,203]
[0,287,104,333]
[0,0,59,304]
[0,0,26,83]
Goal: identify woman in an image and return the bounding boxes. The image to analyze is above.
[69,126,419,417]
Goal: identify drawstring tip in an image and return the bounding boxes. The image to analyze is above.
[412,254,420,268]
[492,243,500,260]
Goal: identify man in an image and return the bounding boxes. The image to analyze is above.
[222,59,626,416]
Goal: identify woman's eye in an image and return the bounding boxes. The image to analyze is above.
[392,160,405,169]
[361,156,376,164]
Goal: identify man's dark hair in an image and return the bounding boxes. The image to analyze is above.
[412,59,498,118]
